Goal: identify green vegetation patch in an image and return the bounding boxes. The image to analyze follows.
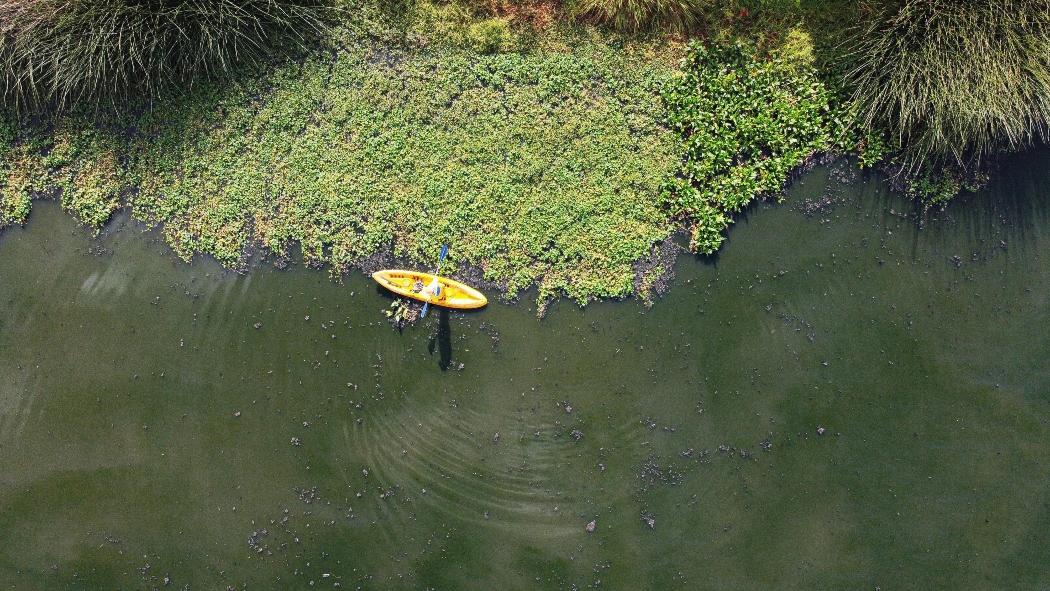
[661,41,846,253]
[0,119,28,226]
[0,121,124,230]
[2,32,679,306]
[0,1,880,307]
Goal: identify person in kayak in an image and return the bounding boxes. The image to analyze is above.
[423,276,443,301]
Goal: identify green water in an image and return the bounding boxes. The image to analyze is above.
[1,155,1048,590]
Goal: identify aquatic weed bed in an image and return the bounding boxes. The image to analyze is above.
[0,33,681,307]
[0,7,855,308]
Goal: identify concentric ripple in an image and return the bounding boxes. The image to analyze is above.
[346,396,589,539]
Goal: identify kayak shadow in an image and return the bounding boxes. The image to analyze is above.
[428,307,453,371]
[374,281,452,369]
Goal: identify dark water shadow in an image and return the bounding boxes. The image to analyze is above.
[948,148,1050,251]
[375,282,396,301]
[834,148,1050,263]
[371,283,457,366]
[694,249,722,269]
[428,307,452,371]
[690,197,772,270]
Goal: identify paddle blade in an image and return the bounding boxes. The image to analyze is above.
[420,302,429,318]
[439,244,449,262]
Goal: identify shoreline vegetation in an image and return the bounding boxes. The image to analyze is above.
[1,0,1047,310]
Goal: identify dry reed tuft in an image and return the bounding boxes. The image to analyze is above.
[0,0,334,111]
[844,0,1050,170]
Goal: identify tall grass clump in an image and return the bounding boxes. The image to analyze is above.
[0,0,334,111]
[844,0,1050,171]
[574,0,703,33]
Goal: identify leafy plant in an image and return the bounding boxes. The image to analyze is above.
[906,167,989,211]
[384,299,419,329]
[661,41,839,254]
[855,129,889,169]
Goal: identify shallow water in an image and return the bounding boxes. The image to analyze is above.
[1,154,1048,590]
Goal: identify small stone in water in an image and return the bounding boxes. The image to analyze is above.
[570,429,584,441]
[586,520,596,533]
[492,432,500,443]
[233,411,241,418]
[817,426,826,435]
[253,322,262,329]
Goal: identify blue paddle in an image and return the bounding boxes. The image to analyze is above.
[420,244,449,319]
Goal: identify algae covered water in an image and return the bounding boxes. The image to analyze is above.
[1,154,1049,589]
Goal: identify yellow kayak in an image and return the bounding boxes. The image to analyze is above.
[372,270,488,310]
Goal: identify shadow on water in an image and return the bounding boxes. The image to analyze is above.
[872,148,1050,259]
[371,277,452,367]
[428,307,452,370]
[951,147,1050,250]
[375,282,394,300]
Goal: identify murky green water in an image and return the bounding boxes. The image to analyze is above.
[1,154,1049,590]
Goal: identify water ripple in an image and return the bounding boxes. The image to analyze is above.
[346,398,582,538]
